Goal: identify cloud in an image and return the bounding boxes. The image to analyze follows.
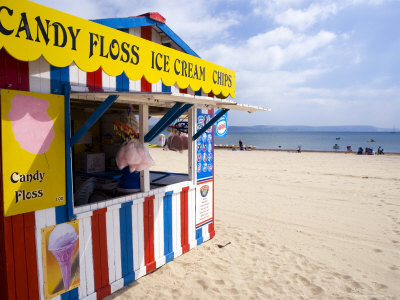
[274,3,338,31]
[33,0,240,49]
[200,28,336,71]
[251,0,393,31]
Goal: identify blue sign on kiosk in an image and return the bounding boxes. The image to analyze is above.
[196,109,214,182]
[215,109,228,137]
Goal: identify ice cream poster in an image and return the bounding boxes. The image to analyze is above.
[42,221,80,299]
[1,89,66,216]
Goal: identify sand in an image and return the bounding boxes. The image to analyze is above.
[106,149,400,299]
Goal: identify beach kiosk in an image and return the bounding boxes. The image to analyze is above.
[0,1,264,299]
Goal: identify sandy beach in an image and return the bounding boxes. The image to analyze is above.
[106,149,400,299]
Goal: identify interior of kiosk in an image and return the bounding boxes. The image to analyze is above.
[70,92,199,208]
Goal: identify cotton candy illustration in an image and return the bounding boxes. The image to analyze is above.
[48,223,78,291]
[8,94,55,154]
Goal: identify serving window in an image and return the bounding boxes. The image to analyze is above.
[70,98,193,209]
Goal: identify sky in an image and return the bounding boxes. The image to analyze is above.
[33,0,400,129]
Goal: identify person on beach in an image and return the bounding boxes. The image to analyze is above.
[297,145,301,153]
[239,139,244,151]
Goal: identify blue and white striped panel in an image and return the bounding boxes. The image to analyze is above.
[163,191,174,263]
[119,202,135,286]
[50,65,69,95]
[202,224,210,242]
[116,73,129,92]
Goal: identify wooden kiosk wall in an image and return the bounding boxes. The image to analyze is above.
[0,47,215,300]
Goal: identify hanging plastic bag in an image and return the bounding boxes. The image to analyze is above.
[180,133,188,150]
[135,143,155,171]
[166,133,173,150]
[115,141,155,173]
[116,142,128,170]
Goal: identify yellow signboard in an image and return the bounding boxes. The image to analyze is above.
[0,0,235,98]
[42,220,80,299]
[1,89,66,216]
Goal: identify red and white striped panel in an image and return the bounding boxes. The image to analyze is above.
[132,198,146,280]
[171,186,182,257]
[187,186,197,249]
[153,193,165,268]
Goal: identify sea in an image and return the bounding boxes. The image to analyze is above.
[215,132,400,153]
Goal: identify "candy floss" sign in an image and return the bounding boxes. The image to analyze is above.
[1,89,66,216]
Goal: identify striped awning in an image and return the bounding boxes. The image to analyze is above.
[0,0,235,98]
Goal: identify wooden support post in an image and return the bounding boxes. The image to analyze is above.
[139,104,150,192]
[188,106,196,182]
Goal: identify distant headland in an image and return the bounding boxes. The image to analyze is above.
[228,125,394,133]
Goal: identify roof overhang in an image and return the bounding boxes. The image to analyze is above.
[70,92,269,114]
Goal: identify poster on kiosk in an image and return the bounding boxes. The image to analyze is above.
[1,89,66,217]
[195,109,214,229]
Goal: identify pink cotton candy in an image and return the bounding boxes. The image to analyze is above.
[128,164,137,173]
[8,95,55,154]
[135,143,155,171]
[125,142,141,166]
[180,134,188,150]
[166,134,173,150]
[116,142,155,173]
[116,143,128,170]
[170,134,183,152]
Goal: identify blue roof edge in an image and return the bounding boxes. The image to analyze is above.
[91,17,200,58]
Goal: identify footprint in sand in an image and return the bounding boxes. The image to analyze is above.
[372,282,388,290]
[215,279,225,286]
[197,279,208,290]
[373,248,383,253]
